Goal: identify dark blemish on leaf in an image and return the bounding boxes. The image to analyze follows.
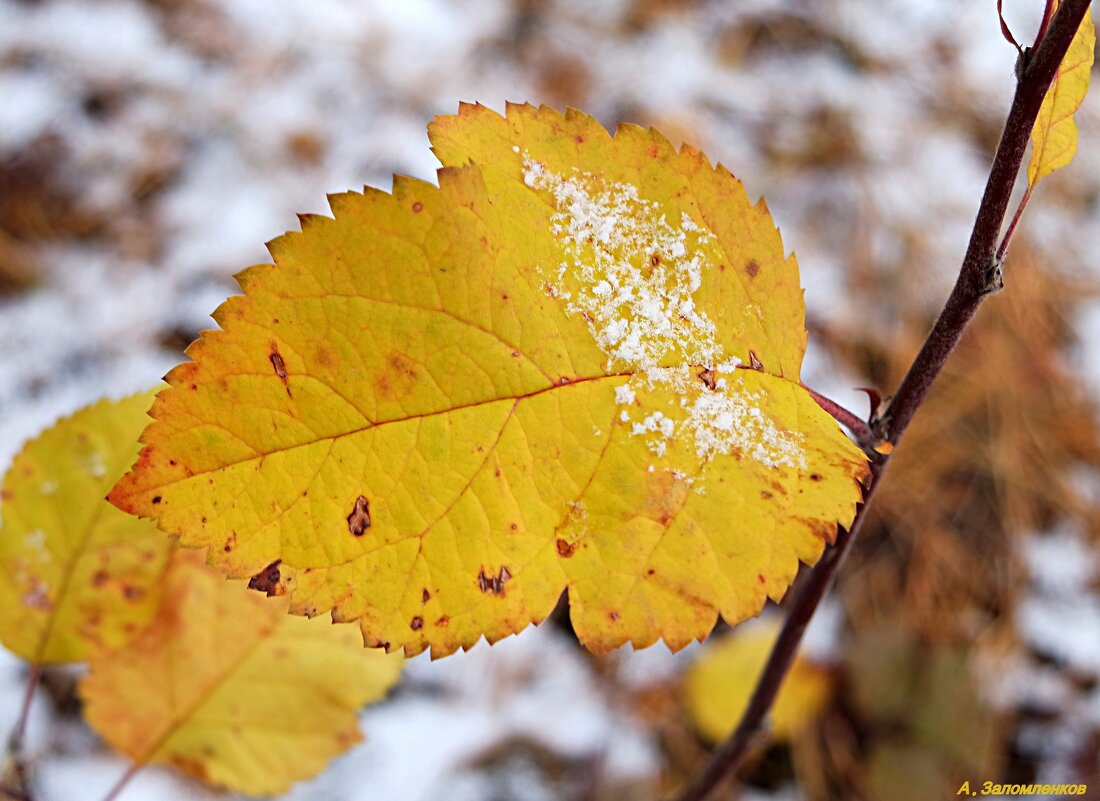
[169,459,177,466]
[123,585,145,601]
[809,473,822,482]
[511,350,521,357]
[435,615,450,627]
[91,570,109,588]
[748,350,764,371]
[558,376,570,385]
[223,532,236,553]
[500,293,509,301]
[697,368,717,391]
[421,588,431,603]
[477,566,512,596]
[151,496,162,505]
[412,201,423,213]
[190,383,197,390]
[269,349,287,379]
[609,611,621,621]
[647,568,656,576]
[556,539,576,558]
[574,134,585,143]
[494,468,502,478]
[650,254,660,267]
[410,616,424,631]
[757,574,766,584]
[761,490,773,500]
[248,560,284,596]
[270,346,292,397]
[718,263,727,272]
[745,259,760,278]
[346,495,371,536]
[509,522,518,531]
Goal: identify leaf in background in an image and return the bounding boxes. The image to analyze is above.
[0,392,172,663]
[683,619,833,743]
[80,549,403,796]
[110,103,868,657]
[1028,2,1094,187]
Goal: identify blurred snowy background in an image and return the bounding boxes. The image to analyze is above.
[1,0,1099,799]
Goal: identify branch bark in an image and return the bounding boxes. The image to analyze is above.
[671,3,1093,799]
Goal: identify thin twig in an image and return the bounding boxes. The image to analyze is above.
[10,666,41,753]
[670,3,1093,800]
[98,763,140,801]
[998,184,1033,261]
[3,665,42,801]
[800,385,876,451]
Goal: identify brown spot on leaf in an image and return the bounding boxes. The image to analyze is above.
[410,616,424,631]
[697,368,717,391]
[122,585,145,601]
[757,574,766,584]
[477,565,512,596]
[91,570,109,588]
[556,539,576,558]
[248,560,284,596]
[745,259,760,278]
[761,490,773,500]
[809,473,823,482]
[421,588,431,603]
[411,201,423,213]
[650,254,660,267]
[748,350,764,371]
[269,349,287,379]
[346,495,371,536]
[609,610,621,621]
[151,496,161,505]
[435,615,450,627]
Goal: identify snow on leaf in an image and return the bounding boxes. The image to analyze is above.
[0,392,173,663]
[109,103,868,657]
[684,619,834,743]
[1028,3,1095,187]
[80,549,403,796]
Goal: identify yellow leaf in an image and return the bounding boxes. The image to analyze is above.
[0,393,173,663]
[80,550,403,796]
[1028,4,1095,187]
[684,619,833,743]
[110,104,868,657]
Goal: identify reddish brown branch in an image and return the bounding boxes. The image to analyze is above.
[671,2,1093,800]
[801,384,876,450]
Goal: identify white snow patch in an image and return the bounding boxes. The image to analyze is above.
[524,156,805,470]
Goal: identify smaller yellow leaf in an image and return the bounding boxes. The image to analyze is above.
[0,392,173,663]
[80,550,404,796]
[1028,4,1095,187]
[684,619,833,744]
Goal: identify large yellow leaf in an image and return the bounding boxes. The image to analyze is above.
[1028,3,1095,186]
[80,549,403,796]
[684,619,833,743]
[110,104,868,657]
[0,393,173,663]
